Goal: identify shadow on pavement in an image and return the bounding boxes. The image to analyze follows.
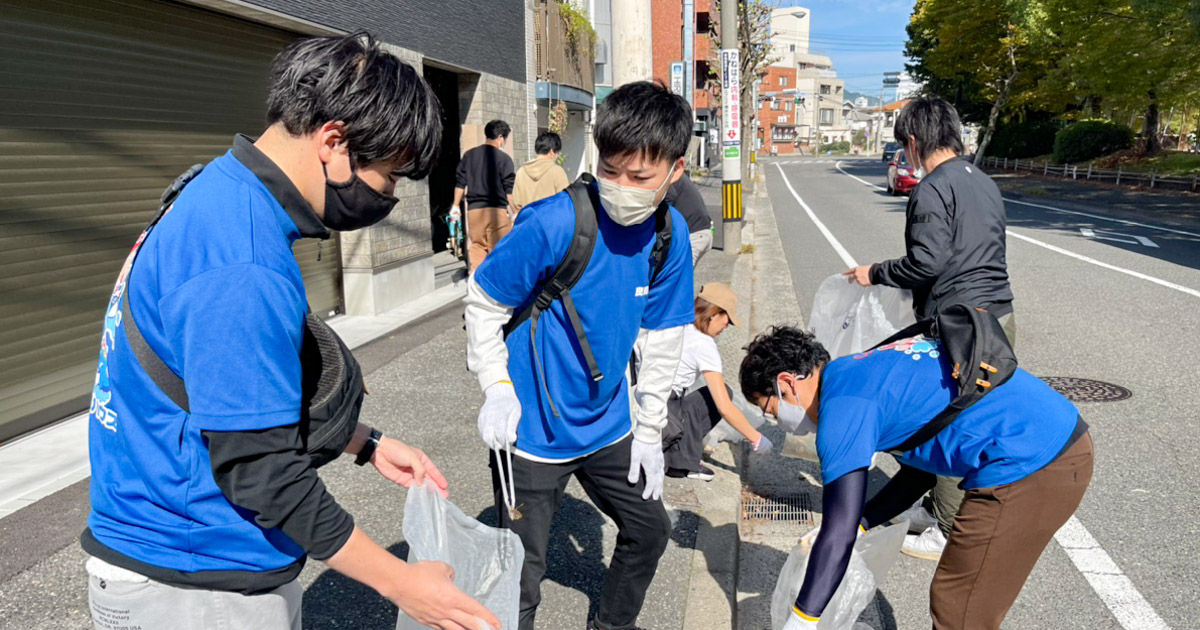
[301,541,410,630]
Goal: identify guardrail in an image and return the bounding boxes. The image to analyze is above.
[983,156,1199,192]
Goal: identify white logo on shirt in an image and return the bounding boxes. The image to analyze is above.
[635,286,650,297]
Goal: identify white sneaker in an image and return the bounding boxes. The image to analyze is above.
[901,526,947,561]
[895,504,938,534]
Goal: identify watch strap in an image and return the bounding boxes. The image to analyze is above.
[354,428,383,466]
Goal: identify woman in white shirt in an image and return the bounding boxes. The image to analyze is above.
[663,283,773,480]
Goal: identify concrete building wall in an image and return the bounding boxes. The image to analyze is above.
[770,6,810,64]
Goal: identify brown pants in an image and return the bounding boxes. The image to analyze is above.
[467,206,512,270]
[930,432,1093,630]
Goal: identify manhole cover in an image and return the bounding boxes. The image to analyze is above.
[741,489,815,524]
[1040,376,1132,403]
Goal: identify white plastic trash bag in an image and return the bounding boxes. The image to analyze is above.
[396,483,524,630]
[770,522,907,630]
[808,274,916,359]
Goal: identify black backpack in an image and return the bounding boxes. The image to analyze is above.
[870,304,1018,453]
[120,165,365,468]
[500,173,673,416]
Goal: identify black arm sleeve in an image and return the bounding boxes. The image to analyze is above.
[204,425,354,561]
[795,468,868,617]
[861,464,937,530]
[502,155,516,194]
[869,188,953,289]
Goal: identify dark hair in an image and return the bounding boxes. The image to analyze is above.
[694,296,726,334]
[738,326,831,402]
[266,33,442,179]
[893,97,964,163]
[595,80,692,163]
[485,119,512,140]
[534,131,562,155]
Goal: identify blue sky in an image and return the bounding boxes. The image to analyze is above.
[770,0,914,96]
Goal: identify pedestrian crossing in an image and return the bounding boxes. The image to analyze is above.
[773,159,839,165]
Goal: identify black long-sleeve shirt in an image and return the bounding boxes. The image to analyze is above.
[456,144,516,209]
[870,158,1014,321]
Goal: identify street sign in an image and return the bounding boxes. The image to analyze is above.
[670,61,685,96]
[720,48,741,179]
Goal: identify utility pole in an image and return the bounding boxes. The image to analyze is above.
[683,0,694,113]
[611,0,652,87]
[719,0,741,251]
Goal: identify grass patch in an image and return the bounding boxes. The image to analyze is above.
[740,243,756,254]
[1093,150,1200,175]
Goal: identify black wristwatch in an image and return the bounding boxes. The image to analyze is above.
[354,428,383,466]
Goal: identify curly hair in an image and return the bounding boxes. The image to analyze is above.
[738,325,831,402]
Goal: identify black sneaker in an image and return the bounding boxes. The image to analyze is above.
[587,620,649,630]
[665,467,691,479]
[687,464,715,482]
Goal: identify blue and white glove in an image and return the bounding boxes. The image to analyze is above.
[752,433,774,455]
[478,381,521,450]
[781,608,820,630]
[627,437,665,501]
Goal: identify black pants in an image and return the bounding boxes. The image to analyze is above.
[490,435,671,630]
[662,386,726,472]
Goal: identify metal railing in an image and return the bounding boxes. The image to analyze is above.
[983,156,1200,193]
[535,1,595,95]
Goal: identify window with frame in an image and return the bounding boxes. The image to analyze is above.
[820,84,831,95]
[784,102,792,111]
[820,108,834,124]
[780,76,788,86]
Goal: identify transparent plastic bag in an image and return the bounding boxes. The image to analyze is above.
[395,483,524,630]
[770,522,907,630]
[808,274,916,359]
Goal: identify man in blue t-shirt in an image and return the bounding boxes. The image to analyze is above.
[84,35,498,630]
[465,81,696,630]
[739,326,1093,630]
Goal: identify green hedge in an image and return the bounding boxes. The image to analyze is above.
[1052,120,1134,163]
[986,120,1062,159]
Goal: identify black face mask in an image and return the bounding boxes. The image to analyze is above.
[322,164,398,231]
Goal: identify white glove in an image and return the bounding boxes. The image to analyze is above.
[627,438,665,501]
[478,382,521,449]
[752,433,774,455]
[781,610,820,630]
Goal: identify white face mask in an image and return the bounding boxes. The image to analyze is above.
[597,163,677,226]
[775,380,820,462]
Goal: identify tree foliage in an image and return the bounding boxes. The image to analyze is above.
[906,0,1200,157]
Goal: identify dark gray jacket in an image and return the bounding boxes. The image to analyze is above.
[870,158,1013,321]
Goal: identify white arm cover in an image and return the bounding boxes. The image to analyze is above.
[465,276,515,392]
[632,324,686,443]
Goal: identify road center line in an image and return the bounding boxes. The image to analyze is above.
[788,160,1176,629]
[1006,230,1200,299]
[774,162,858,268]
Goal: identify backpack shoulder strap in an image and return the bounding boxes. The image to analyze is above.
[649,201,674,283]
[502,174,603,383]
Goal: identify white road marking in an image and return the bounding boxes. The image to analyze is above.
[773,163,858,268]
[1005,198,1200,240]
[835,161,886,191]
[1079,228,1159,248]
[1055,517,1172,630]
[796,161,1180,630]
[1007,230,1200,299]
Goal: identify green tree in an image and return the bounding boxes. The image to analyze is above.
[907,0,1054,164]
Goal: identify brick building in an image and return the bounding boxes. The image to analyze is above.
[649,0,716,122]
[756,66,800,156]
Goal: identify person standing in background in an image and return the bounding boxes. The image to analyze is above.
[512,131,570,213]
[843,97,1017,561]
[663,174,713,265]
[453,119,516,270]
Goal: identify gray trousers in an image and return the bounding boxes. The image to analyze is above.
[689,229,713,267]
[662,385,726,472]
[931,310,1017,534]
[87,559,302,630]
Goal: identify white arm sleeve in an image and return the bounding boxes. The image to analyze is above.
[465,276,516,392]
[632,324,686,443]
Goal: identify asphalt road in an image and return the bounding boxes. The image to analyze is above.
[762,155,1200,630]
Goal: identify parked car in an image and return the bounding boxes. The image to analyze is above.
[882,141,901,162]
[887,148,921,195]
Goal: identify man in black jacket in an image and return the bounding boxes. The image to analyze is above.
[843,97,1016,561]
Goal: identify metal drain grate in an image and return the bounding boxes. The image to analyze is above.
[1040,377,1132,403]
[741,489,815,524]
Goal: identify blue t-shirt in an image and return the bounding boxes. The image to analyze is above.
[475,185,695,459]
[87,150,310,573]
[816,336,1079,489]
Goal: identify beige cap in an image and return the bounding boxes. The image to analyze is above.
[698,282,741,327]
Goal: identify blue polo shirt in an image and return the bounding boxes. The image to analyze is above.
[475,184,695,460]
[86,145,318,576]
[816,336,1079,489]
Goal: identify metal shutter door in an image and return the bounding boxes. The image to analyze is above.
[0,0,343,441]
